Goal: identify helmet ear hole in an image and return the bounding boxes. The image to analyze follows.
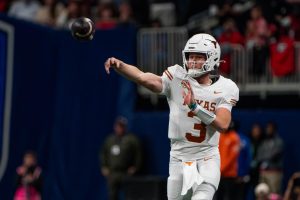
[185,53,189,60]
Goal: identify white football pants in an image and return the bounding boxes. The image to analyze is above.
[167,154,220,200]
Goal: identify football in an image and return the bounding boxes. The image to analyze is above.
[70,17,95,41]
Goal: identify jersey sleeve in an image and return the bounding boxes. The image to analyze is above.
[160,66,176,97]
[218,81,239,111]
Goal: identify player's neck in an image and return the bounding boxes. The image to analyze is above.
[195,74,212,85]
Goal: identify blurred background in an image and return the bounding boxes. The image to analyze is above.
[0,0,300,199]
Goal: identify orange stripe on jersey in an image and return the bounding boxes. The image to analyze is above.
[165,70,173,79]
[230,99,237,106]
[164,70,173,80]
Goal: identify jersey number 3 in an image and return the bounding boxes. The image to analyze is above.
[185,111,207,143]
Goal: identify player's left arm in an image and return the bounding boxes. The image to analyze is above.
[213,82,239,132]
[211,108,232,132]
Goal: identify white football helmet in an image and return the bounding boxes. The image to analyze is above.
[182,33,221,77]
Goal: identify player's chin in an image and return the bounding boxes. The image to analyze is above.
[188,66,202,70]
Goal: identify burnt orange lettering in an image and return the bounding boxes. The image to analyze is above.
[210,102,216,112]
[203,101,209,110]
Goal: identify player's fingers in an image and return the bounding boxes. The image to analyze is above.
[187,81,191,87]
[180,82,185,88]
[182,90,186,98]
[181,81,188,89]
[112,57,121,68]
[185,81,194,95]
[185,81,192,90]
[116,61,120,68]
[104,59,111,74]
[182,91,188,105]
[110,57,115,65]
[184,81,190,90]
[105,67,110,74]
[183,84,192,96]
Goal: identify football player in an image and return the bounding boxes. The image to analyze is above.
[104,33,239,200]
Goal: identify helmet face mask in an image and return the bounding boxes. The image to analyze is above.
[182,33,221,78]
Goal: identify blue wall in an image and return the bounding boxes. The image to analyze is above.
[0,28,7,153]
[0,16,136,200]
[0,15,299,200]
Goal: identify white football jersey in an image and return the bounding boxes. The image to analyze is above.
[161,65,239,161]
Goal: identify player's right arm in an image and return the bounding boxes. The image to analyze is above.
[104,57,163,93]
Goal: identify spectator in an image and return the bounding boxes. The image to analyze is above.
[100,116,142,200]
[289,8,300,41]
[257,121,284,194]
[255,183,268,200]
[236,120,252,200]
[80,0,92,20]
[118,1,136,27]
[0,0,9,12]
[8,0,41,22]
[246,5,269,48]
[13,151,43,200]
[218,18,244,75]
[283,172,300,200]
[95,2,118,30]
[216,120,240,200]
[255,182,282,200]
[255,182,270,200]
[56,0,80,29]
[35,0,65,27]
[127,0,149,26]
[269,26,295,80]
[246,5,269,77]
[249,123,265,199]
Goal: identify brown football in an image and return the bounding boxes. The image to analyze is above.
[70,17,95,41]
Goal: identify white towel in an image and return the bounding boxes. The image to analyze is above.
[181,161,204,195]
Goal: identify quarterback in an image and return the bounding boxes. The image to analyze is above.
[104,33,239,200]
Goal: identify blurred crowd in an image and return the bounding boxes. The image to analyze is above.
[215,120,300,200]
[1,0,299,33]
[1,0,300,77]
[216,121,277,200]
[0,0,148,29]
